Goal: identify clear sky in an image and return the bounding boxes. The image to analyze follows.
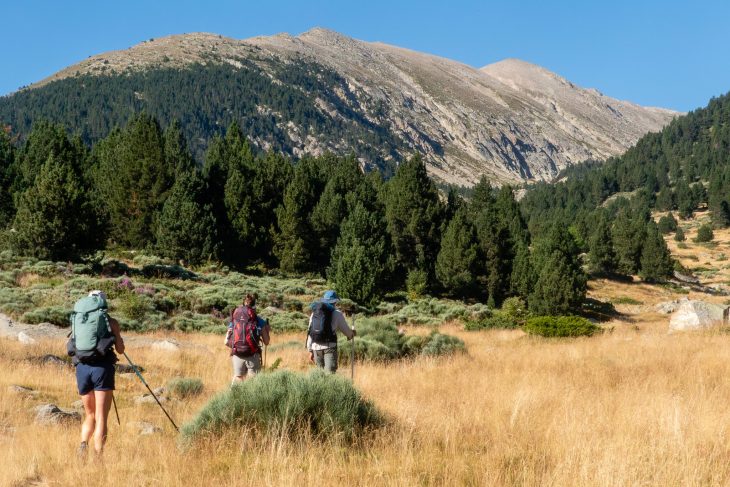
[3,0,727,112]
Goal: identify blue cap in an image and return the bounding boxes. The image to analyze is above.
[322,290,340,304]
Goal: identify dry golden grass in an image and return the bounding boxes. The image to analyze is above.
[4,309,730,486]
[4,223,730,486]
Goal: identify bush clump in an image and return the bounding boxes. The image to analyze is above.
[21,306,71,327]
[523,316,600,337]
[180,370,383,443]
[464,311,518,331]
[167,377,204,399]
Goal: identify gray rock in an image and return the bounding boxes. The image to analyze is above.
[135,393,168,405]
[127,421,162,436]
[17,331,37,345]
[9,385,39,398]
[36,354,69,367]
[669,299,729,332]
[71,400,84,410]
[151,339,180,352]
[656,300,680,314]
[673,271,701,284]
[34,404,81,425]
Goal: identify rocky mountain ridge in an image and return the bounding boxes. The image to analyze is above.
[21,28,679,185]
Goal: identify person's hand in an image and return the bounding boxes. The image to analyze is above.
[308,351,314,363]
[352,329,357,337]
[115,340,125,355]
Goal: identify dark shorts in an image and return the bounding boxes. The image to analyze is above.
[75,362,115,395]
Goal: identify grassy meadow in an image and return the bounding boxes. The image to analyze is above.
[3,218,730,486]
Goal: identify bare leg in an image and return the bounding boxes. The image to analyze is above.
[92,390,113,454]
[80,391,96,444]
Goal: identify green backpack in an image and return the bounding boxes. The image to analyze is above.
[69,295,114,362]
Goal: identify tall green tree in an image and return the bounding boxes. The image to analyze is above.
[435,206,479,297]
[275,157,327,273]
[156,170,218,265]
[383,155,443,287]
[328,202,391,306]
[529,250,587,315]
[587,210,616,275]
[11,154,102,260]
[639,220,673,282]
[0,130,14,227]
[611,204,647,275]
[94,113,172,248]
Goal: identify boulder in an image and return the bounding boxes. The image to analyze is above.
[17,331,37,345]
[669,299,729,331]
[34,404,81,425]
[151,339,180,352]
[127,421,162,436]
[9,385,39,398]
[656,300,680,314]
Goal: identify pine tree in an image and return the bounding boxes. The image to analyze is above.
[156,170,218,265]
[0,130,14,227]
[435,206,479,297]
[611,205,647,275]
[382,155,443,287]
[674,178,694,219]
[674,226,686,242]
[510,241,535,299]
[529,251,587,315]
[275,157,327,273]
[657,213,678,234]
[11,154,102,260]
[713,200,730,228]
[163,120,196,174]
[94,113,172,248]
[655,186,675,211]
[328,202,391,306]
[695,224,714,243]
[639,220,673,282]
[310,156,363,268]
[587,211,616,275]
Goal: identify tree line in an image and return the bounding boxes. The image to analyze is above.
[0,115,586,313]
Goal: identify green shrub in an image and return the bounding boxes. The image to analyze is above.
[610,296,642,305]
[501,297,529,319]
[406,269,428,299]
[180,370,383,443]
[117,293,155,321]
[169,312,223,333]
[464,311,518,331]
[695,224,714,243]
[167,378,204,399]
[523,316,600,338]
[419,331,465,356]
[21,306,71,327]
[267,311,308,332]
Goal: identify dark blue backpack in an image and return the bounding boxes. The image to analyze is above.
[309,301,336,343]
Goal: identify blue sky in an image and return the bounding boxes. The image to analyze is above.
[3,0,727,112]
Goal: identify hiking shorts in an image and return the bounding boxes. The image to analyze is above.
[232,353,261,377]
[75,362,115,395]
[314,347,338,373]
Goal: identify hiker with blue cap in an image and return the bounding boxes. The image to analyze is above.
[306,290,355,373]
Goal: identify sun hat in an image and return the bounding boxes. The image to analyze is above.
[321,290,340,304]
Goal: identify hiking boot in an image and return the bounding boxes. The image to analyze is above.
[77,441,88,461]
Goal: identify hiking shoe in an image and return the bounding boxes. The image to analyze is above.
[77,441,88,461]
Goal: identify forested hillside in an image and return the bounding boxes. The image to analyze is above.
[0,114,585,315]
[0,61,402,169]
[520,91,730,279]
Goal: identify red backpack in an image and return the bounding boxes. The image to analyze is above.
[227,305,261,356]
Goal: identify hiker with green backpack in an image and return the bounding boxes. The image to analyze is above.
[225,293,270,383]
[66,290,125,459]
[306,290,355,373]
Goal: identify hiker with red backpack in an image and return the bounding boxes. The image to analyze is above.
[66,290,125,459]
[225,294,270,383]
[306,290,355,373]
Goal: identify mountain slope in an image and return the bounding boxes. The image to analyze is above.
[1,29,678,185]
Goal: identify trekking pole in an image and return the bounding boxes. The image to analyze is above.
[123,352,179,432]
[111,393,120,426]
[350,314,355,381]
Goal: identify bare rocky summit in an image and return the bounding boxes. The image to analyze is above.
[31,28,678,186]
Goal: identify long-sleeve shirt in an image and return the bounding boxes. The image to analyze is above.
[306,309,354,351]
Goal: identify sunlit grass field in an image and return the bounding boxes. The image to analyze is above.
[3,218,730,486]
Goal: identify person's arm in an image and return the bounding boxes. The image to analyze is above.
[306,314,314,362]
[334,311,355,340]
[109,317,125,354]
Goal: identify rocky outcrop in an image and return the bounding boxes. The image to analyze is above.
[669,299,729,331]
[24,29,678,187]
[34,404,82,425]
